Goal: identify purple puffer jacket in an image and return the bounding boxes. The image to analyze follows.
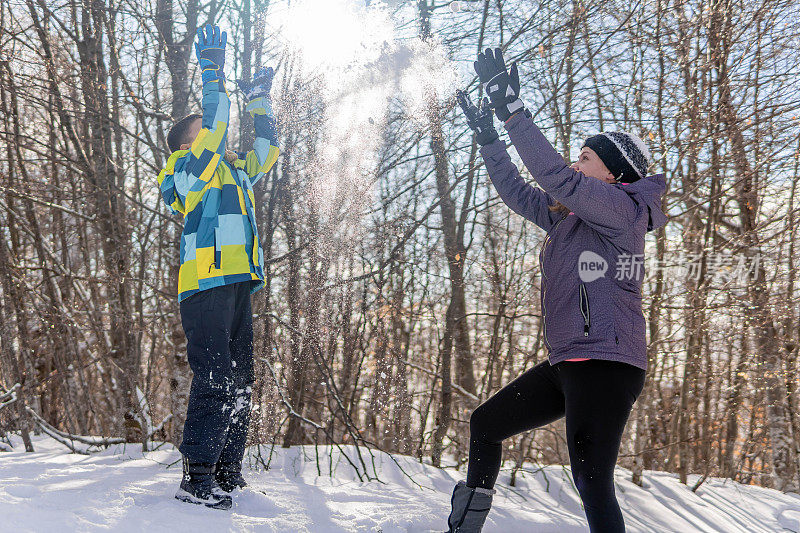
[480,112,668,371]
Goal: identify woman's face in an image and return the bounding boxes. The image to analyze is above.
[570,147,615,183]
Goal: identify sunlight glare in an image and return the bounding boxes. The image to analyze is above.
[264,0,459,208]
[275,0,391,71]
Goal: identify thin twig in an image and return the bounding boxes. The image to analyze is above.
[260,356,368,482]
[402,359,479,403]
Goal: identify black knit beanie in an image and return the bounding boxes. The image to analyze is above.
[583,131,651,183]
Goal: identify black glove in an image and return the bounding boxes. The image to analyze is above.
[456,89,499,146]
[473,47,524,122]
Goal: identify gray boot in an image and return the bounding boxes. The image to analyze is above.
[446,480,495,532]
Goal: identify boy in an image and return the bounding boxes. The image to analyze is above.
[156,24,279,510]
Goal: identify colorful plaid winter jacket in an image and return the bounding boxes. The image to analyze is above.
[156,75,279,301]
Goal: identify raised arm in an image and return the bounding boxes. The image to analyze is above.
[505,112,636,237]
[480,139,560,232]
[157,26,230,216]
[456,89,558,232]
[473,47,636,237]
[238,66,280,185]
[180,78,229,192]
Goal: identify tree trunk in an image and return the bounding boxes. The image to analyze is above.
[154,0,202,446]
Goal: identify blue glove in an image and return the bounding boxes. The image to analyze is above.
[474,47,524,122]
[195,24,227,81]
[240,67,278,140]
[456,90,498,146]
[237,66,274,101]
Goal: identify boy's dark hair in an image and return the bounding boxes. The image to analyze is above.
[167,113,202,153]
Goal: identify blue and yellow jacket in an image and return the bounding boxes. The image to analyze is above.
[157,74,279,301]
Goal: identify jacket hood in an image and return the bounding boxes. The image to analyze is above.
[157,149,237,180]
[158,149,189,177]
[619,173,668,232]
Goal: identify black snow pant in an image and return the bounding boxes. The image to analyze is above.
[466,358,646,533]
[179,281,255,466]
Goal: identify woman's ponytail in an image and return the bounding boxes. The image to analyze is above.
[548,201,570,215]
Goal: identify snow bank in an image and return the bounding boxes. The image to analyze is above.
[0,434,798,532]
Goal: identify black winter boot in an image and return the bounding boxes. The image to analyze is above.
[215,461,247,493]
[175,457,233,510]
[445,481,495,532]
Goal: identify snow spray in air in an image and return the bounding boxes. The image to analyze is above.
[262,0,458,208]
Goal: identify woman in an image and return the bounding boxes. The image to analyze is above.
[446,48,668,533]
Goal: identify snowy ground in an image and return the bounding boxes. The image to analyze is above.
[1,434,799,532]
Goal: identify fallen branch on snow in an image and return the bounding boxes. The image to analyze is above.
[25,407,125,453]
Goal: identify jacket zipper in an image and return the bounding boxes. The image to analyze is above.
[541,214,568,350]
[213,227,221,271]
[579,282,591,336]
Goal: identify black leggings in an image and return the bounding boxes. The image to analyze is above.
[467,358,645,533]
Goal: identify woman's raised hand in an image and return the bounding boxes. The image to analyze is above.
[474,47,524,122]
[456,89,499,146]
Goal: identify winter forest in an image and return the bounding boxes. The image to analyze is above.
[1,0,799,520]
